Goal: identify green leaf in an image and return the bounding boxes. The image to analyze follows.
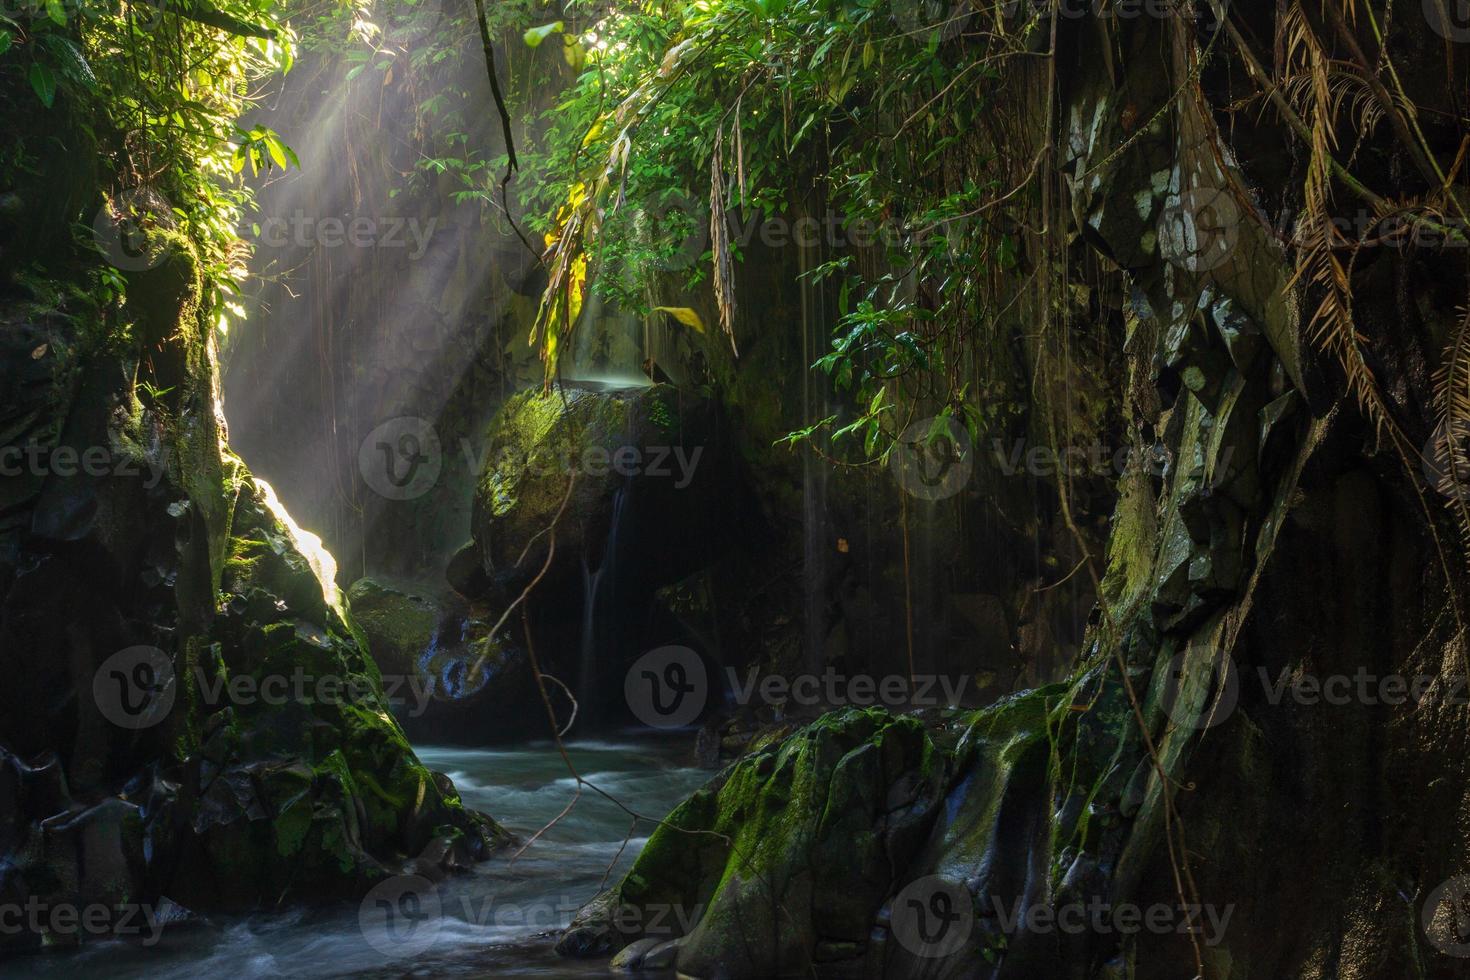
[0,30,11,56]
[523,21,564,49]
[265,135,287,170]
[45,0,65,26]
[28,63,56,108]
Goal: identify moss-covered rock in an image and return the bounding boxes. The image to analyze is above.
[345,577,443,678]
[462,382,734,602]
[559,707,953,975]
[0,215,508,948]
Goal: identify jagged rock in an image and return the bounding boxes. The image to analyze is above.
[0,221,508,947]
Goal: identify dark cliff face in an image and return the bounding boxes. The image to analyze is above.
[0,82,508,949]
[554,9,1470,980]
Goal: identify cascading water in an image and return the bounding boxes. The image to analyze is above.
[565,291,649,388]
[33,741,706,980]
[577,481,632,729]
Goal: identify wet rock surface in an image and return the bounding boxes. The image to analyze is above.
[345,575,555,745]
[0,230,507,950]
[460,382,738,604]
[553,10,1470,980]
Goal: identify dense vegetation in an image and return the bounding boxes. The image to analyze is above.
[7,1,1470,977]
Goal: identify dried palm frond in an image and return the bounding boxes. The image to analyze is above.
[709,125,738,357]
[1279,3,1395,440]
[1434,305,1470,556]
[1279,68,1384,140]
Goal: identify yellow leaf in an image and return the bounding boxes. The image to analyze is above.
[581,115,607,148]
[564,36,586,71]
[652,307,706,332]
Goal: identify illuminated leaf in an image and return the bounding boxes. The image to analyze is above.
[524,21,564,48]
[652,307,706,332]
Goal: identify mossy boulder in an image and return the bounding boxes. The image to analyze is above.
[345,577,443,678]
[461,383,735,602]
[556,684,1133,979]
[558,707,952,975]
[344,576,550,745]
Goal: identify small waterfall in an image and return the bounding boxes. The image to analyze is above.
[578,481,632,727]
[568,291,647,386]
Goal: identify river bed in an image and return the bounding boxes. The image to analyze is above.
[22,738,707,979]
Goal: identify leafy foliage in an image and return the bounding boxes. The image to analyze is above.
[1,0,297,332]
[521,0,1045,465]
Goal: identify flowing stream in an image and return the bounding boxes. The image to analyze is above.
[28,738,706,979]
